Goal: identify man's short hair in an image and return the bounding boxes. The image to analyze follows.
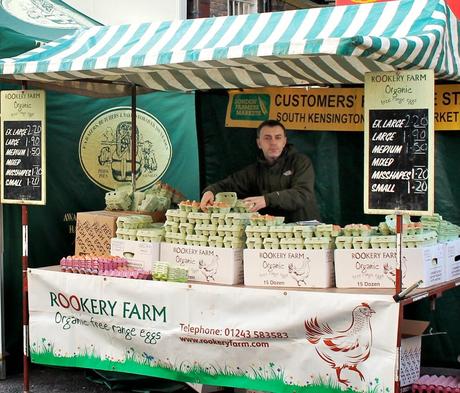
[256,120,286,138]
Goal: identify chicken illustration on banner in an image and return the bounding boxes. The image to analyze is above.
[305,303,375,386]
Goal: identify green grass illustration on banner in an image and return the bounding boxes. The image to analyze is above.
[31,339,390,393]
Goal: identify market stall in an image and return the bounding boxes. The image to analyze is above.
[1,0,460,392]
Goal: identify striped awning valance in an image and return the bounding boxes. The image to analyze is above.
[0,0,458,95]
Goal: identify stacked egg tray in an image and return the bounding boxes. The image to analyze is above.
[152,261,188,283]
[335,223,438,249]
[115,215,165,243]
[163,208,252,248]
[246,222,339,250]
[421,214,460,242]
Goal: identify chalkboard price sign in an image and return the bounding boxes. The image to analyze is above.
[1,90,46,205]
[367,108,429,213]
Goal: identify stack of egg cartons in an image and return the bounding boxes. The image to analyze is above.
[421,214,460,242]
[152,261,188,282]
[306,224,340,250]
[335,224,375,249]
[216,210,248,249]
[246,215,285,249]
[164,206,191,245]
[136,223,165,243]
[116,215,155,241]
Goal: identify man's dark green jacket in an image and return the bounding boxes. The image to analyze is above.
[203,145,321,223]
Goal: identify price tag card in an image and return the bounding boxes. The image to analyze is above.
[1,90,46,205]
[364,70,434,215]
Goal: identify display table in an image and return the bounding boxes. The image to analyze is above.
[28,267,458,393]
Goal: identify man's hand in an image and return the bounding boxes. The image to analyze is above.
[243,196,267,213]
[200,191,215,211]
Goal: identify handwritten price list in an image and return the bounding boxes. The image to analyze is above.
[3,120,43,201]
[368,108,429,212]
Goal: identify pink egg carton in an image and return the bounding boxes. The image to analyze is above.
[412,375,460,393]
[59,255,128,275]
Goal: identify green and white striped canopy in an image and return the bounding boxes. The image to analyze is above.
[0,0,458,95]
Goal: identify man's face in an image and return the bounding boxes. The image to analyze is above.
[256,125,287,162]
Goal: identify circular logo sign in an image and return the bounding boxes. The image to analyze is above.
[79,107,172,191]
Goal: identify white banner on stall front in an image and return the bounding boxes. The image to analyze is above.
[28,268,399,392]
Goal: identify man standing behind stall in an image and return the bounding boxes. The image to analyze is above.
[200,120,321,223]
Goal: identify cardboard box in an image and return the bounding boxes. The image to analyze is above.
[400,319,429,387]
[75,211,130,256]
[334,245,445,288]
[444,238,460,281]
[160,243,243,285]
[243,249,334,288]
[110,238,160,270]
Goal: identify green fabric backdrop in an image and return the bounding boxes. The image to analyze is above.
[197,90,460,368]
[2,86,199,373]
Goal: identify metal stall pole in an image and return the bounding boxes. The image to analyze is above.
[22,205,29,393]
[394,213,403,393]
[0,204,5,380]
[131,85,137,193]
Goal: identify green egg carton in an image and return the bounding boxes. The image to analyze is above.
[167,266,188,283]
[185,234,208,247]
[315,224,342,238]
[164,220,179,233]
[246,238,263,249]
[217,224,245,238]
[263,237,280,250]
[178,200,201,213]
[215,192,237,207]
[304,237,334,250]
[352,236,371,249]
[187,212,211,225]
[165,209,183,223]
[137,228,165,242]
[224,212,253,226]
[292,225,315,239]
[179,222,195,235]
[280,238,304,250]
[343,224,373,237]
[116,228,138,241]
[233,199,251,213]
[210,213,227,225]
[270,225,294,239]
[223,236,244,249]
[105,189,132,211]
[403,231,437,248]
[152,261,169,281]
[207,203,231,214]
[245,225,269,239]
[165,232,186,245]
[370,235,396,249]
[335,236,353,249]
[195,223,218,236]
[208,235,224,248]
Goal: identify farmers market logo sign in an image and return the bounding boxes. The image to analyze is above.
[79,107,172,191]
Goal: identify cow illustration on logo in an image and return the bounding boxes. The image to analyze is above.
[305,303,375,386]
[80,107,172,191]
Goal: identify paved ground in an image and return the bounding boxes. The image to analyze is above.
[0,364,199,393]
